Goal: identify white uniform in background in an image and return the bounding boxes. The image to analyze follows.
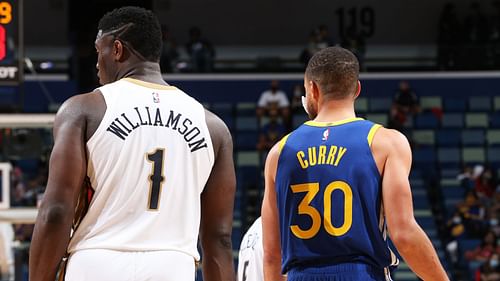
[0,222,14,280]
[238,217,264,281]
[65,78,214,281]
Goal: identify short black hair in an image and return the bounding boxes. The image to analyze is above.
[305,47,359,99]
[98,6,162,62]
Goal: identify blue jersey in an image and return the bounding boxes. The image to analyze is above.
[275,118,398,274]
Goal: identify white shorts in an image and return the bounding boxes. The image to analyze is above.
[65,249,195,281]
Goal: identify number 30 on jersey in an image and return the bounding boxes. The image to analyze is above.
[290,181,353,239]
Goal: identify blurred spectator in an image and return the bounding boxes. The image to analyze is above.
[256,80,290,124]
[476,253,500,281]
[437,2,461,70]
[389,81,420,130]
[465,230,500,263]
[290,84,305,114]
[476,166,497,200]
[445,211,467,264]
[341,26,366,71]
[256,107,286,152]
[159,25,179,73]
[489,1,500,68]
[462,2,489,69]
[459,191,487,237]
[186,27,215,72]
[458,165,477,192]
[316,25,334,49]
[300,25,334,66]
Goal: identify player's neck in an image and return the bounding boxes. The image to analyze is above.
[313,99,356,123]
[118,61,167,86]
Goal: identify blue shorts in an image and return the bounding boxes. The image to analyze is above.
[287,263,389,281]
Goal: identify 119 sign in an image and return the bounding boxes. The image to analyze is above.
[336,6,375,39]
[0,0,21,85]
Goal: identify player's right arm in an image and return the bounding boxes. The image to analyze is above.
[262,143,286,281]
[374,128,449,281]
[199,111,236,281]
[29,95,90,281]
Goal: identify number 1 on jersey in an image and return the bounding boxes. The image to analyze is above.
[146,148,165,210]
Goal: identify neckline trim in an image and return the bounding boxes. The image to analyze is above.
[122,77,177,90]
[304,117,364,127]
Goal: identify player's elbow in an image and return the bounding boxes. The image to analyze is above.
[201,229,233,251]
[38,203,71,225]
[389,220,421,252]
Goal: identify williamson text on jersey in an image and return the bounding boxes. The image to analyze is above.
[106,106,208,152]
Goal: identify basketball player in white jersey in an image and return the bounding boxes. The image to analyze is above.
[29,7,236,281]
[238,217,264,281]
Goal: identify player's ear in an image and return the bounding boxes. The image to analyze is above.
[310,80,320,101]
[113,40,125,62]
[354,80,361,99]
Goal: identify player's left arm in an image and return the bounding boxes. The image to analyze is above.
[262,143,286,281]
[200,111,236,281]
[29,95,88,281]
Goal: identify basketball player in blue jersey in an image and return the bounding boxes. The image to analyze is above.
[262,47,449,281]
[29,7,235,281]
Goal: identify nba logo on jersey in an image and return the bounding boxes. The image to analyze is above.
[152,92,160,103]
[322,128,330,141]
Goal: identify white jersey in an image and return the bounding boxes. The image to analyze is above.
[238,217,263,281]
[67,78,214,261]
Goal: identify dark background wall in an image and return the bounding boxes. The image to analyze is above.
[24,0,492,47]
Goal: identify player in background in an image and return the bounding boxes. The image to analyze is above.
[29,6,235,281]
[261,46,449,281]
[238,217,264,281]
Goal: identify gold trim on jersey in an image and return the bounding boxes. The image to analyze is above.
[367,124,382,147]
[304,117,363,127]
[278,133,291,155]
[123,77,177,90]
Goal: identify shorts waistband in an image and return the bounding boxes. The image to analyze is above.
[288,262,383,275]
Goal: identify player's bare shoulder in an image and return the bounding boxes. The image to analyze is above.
[371,127,412,161]
[204,109,233,158]
[55,90,106,141]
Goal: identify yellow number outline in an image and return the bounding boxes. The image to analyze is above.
[290,183,321,239]
[0,2,12,25]
[290,181,353,239]
[324,181,353,236]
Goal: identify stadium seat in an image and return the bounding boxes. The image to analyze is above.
[441,113,464,128]
[235,131,258,150]
[436,129,461,147]
[236,116,258,131]
[444,97,467,112]
[438,147,461,165]
[236,102,257,116]
[365,113,388,126]
[487,130,500,146]
[412,146,436,164]
[355,97,368,113]
[412,130,435,146]
[415,112,440,129]
[490,112,500,128]
[368,97,392,112]
[292,113,308,128]
[461,129,485,146]
[441,186,465,202]
[236,151,260,166]
[465,113,489,128]
[211,103,233,115]
[462,147,485,164]
[468,96,491,112]
[420,96,442,111]
[487,147,500,165]
[494,96,500,111]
